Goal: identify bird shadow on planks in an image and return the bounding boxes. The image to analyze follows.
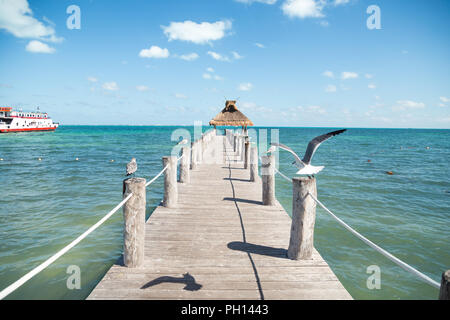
[227,241,288,259]
[141,273,203,291]
[223,197,263,205]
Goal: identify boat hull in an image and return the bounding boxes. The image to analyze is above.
[0,126,58,133]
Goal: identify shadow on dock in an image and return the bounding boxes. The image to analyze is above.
[141,273,202,291]
[227,241,288,259]
[223,197,263,205]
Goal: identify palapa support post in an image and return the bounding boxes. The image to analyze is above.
[244,141,250,169]
[439,270,450,300]
[179,146,190,183]
[122,177,146,268]
[288,177,317,260]
[163,156,178,208]
[261,155,275,205]
[250,146,258,182]
[234,134,237,152]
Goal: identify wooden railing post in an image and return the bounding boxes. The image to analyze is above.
[179,146,190,183]
[122,177,146,268]
[439,270,450,300]
[250,146,258,182]
[261,155,275,205]
[163,156,178,207]
[190,142,197,170]
[244,141,250,169]
[288,177,317,260]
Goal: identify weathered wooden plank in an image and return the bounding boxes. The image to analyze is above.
[88,136,351,300]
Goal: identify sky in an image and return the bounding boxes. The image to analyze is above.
[0,0,449,128]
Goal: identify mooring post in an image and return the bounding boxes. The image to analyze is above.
[250,146,258,182]
[439,270,450,300]
[163,156,178,207]
[244,141,250,169]
[179,146,190,183]
[261,155,275,205]
[287,177,317,260]
[190,142,197,170]
[122,177,146,268]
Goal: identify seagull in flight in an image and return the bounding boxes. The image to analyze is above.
[267,129,347,176]
[126,157,137,177]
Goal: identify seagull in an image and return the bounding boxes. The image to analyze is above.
[177,138,188,145]
[126,157,137,177]
[267,129,347,176]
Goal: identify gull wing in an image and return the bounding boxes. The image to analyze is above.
[302,129,346,164]
[271,142,304,165]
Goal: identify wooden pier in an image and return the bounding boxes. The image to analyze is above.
[88,133,352,300]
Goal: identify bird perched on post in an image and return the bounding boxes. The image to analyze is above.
[266,129,346,177]
[126,157,137,177]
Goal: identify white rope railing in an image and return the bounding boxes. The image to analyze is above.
[0,155,185,300]
[272,164,440,289]
[274,167,291,182]
[307,192,440,289]
[0,192,133,300]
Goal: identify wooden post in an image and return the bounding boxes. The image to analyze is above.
[288,177,317,260]
[122,177,146,268]
[190,142,197,170]
[261,155,275,205]
[179,146,190,183]
[250,146,258,182]
[244,141,250,169]
[163,156,178,207]
[439,270,450,300]
[234,134,237,152]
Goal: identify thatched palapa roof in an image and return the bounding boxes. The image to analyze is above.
[209,100,254,127]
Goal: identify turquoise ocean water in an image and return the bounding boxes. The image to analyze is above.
[0,126,448,300]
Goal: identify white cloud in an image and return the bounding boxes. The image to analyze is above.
[179,52,199,61]
[0,0,62,42]
[365,73,373,79]
[206,67,214,73]
[393,100,425,111]
[25,40,55,53]
[162,20,232,44]
[175,93,187,99]
[139,45,169,58]
[235,0,277,4]
[319,20,329,27]
[255,42,265,48]
[368,84,376,89]
[238,83,253,91]
[307,105,327,114]
[334,0,349,5]
[282,0,325,19]
[207,51,230,62]
[325,84,337,92]
[102,82,119,91]
[203,73,212,79]
[341,71,358,80]
[87,76,98,83]
[231,51,243,59]
[440,96,450,103]
[136,85,149,91]
[323,70,334,78]
[214,75,223,80]
[439,103,445,107]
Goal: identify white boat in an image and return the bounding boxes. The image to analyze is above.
[0,107,59,133]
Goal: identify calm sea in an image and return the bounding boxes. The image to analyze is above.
[0,126,448,300]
